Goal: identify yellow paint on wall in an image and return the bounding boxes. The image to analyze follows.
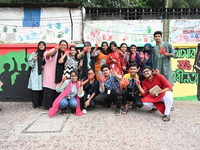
[172,44,198,98]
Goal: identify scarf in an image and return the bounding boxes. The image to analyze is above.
[48,80,83,117]
[55,50,64,83]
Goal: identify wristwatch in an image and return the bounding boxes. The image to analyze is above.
[156,92,158,97]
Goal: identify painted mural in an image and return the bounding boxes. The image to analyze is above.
[172,44,199,101]
[0,23,71,44]
[84,20,163,44]
[170,20,200,43]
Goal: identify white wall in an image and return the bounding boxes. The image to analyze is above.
[0,7,83,44]
[83,20,163,45]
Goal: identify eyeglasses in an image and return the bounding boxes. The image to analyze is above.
[60,44,67,47]
[71,75,77,77]
[142,70,150,74]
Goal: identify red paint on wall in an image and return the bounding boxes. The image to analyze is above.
[0,44,76,56]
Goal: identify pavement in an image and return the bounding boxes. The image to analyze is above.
[0,101,200,150]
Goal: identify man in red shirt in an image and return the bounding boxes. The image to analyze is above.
[139,66,173,122]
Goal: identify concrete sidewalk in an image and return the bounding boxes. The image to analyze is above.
[0,101,200,150]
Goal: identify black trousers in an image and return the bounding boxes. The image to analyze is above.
[31,90,43,107]
[94,89,123,109]
[81,93,96,110]
[122,90,143,108]
[42,87,59,108]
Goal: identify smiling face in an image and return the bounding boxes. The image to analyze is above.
[69,47,77,56]
[102,67,110,77]
[120,44,127,53]
[154,34,162,44]
[142,68,152,78]
[38,43,45,50]
[59,41,68,51]
[110,44,117,52]
[70,72,78,82]
[102,43,108,52]
[129,66,138,76]
[130,46,137,54]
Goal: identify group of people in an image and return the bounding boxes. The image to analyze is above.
[28,31,176,122]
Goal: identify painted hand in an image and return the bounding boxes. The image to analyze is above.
[159,47,166,55]
[144,52,150,61]
[88,74,94,80]
[99,74,107,83]
[95,43,98,49]
[139,52,144,59]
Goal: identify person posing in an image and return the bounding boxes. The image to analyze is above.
[77,41,95,79]
[152,31,176,87]
[141,43,152,69]
[120,43,130,73]
[81,69,99,114]
[128,44,143,73]
[139,66,173,122]
[58,46,81,78]
[28,41,46,109]
[42,40,67,109]
[107,41,126,76]
[120,63,143,115]
[91,41,109,81]
[49,70,84,116]
[94,64,123,116]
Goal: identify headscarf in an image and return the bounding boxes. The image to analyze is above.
[142,43,153,68]
[36,41,46,75]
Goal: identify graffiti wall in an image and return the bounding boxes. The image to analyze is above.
[0,7,82,44]
[170,20,200,43]
[172,43,199,101]
[84,20,163,45]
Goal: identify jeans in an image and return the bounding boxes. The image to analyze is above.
[59,97,78,109]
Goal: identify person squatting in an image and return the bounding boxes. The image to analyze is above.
[28,31,175,122]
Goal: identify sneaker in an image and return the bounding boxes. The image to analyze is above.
[82,109,87,114]
[31,105,38,109]
[115,108,121,116]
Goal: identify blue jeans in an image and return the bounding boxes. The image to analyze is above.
[59,97,78,109]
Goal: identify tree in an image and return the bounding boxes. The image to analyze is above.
[165,0,200,8]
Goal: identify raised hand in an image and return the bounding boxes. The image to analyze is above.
[79,80,84,87]
[88,74,94,80]
[131,54,135,60]
[83,45,89,52]
[99,74,107,83]
[123,79,130,87]
[139,52,144,59]
[95,43,98,49]
[62,76,67,82]
[144,52,150,61]
[55,46,59,52]
[159,47,166,55]
[152,68,160,75]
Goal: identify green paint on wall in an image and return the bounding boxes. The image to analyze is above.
[0,50,30,91]
[174,95,197,101]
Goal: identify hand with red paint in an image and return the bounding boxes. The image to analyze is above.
[99,74,107,83]
[95,43,98,49]
[88,74,94,80]
[62,76,67,82]
[136,79,140,85]
[152,68,160,75]
[65,50,69,55]
[159,47,166,55]
[55,46,59,52]
[123,79,130,87]
[139,52,144,59]
[131,54,136,60]
[83,45,89,52]
[79,80,83,87]
[144,52,150,61]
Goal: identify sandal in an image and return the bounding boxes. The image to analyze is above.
[149,108,158,113]
[132,105,137,111]
[170,107,174,111]
[121,109,128,115]
[163,115,170,122]
[61,110,66,115]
